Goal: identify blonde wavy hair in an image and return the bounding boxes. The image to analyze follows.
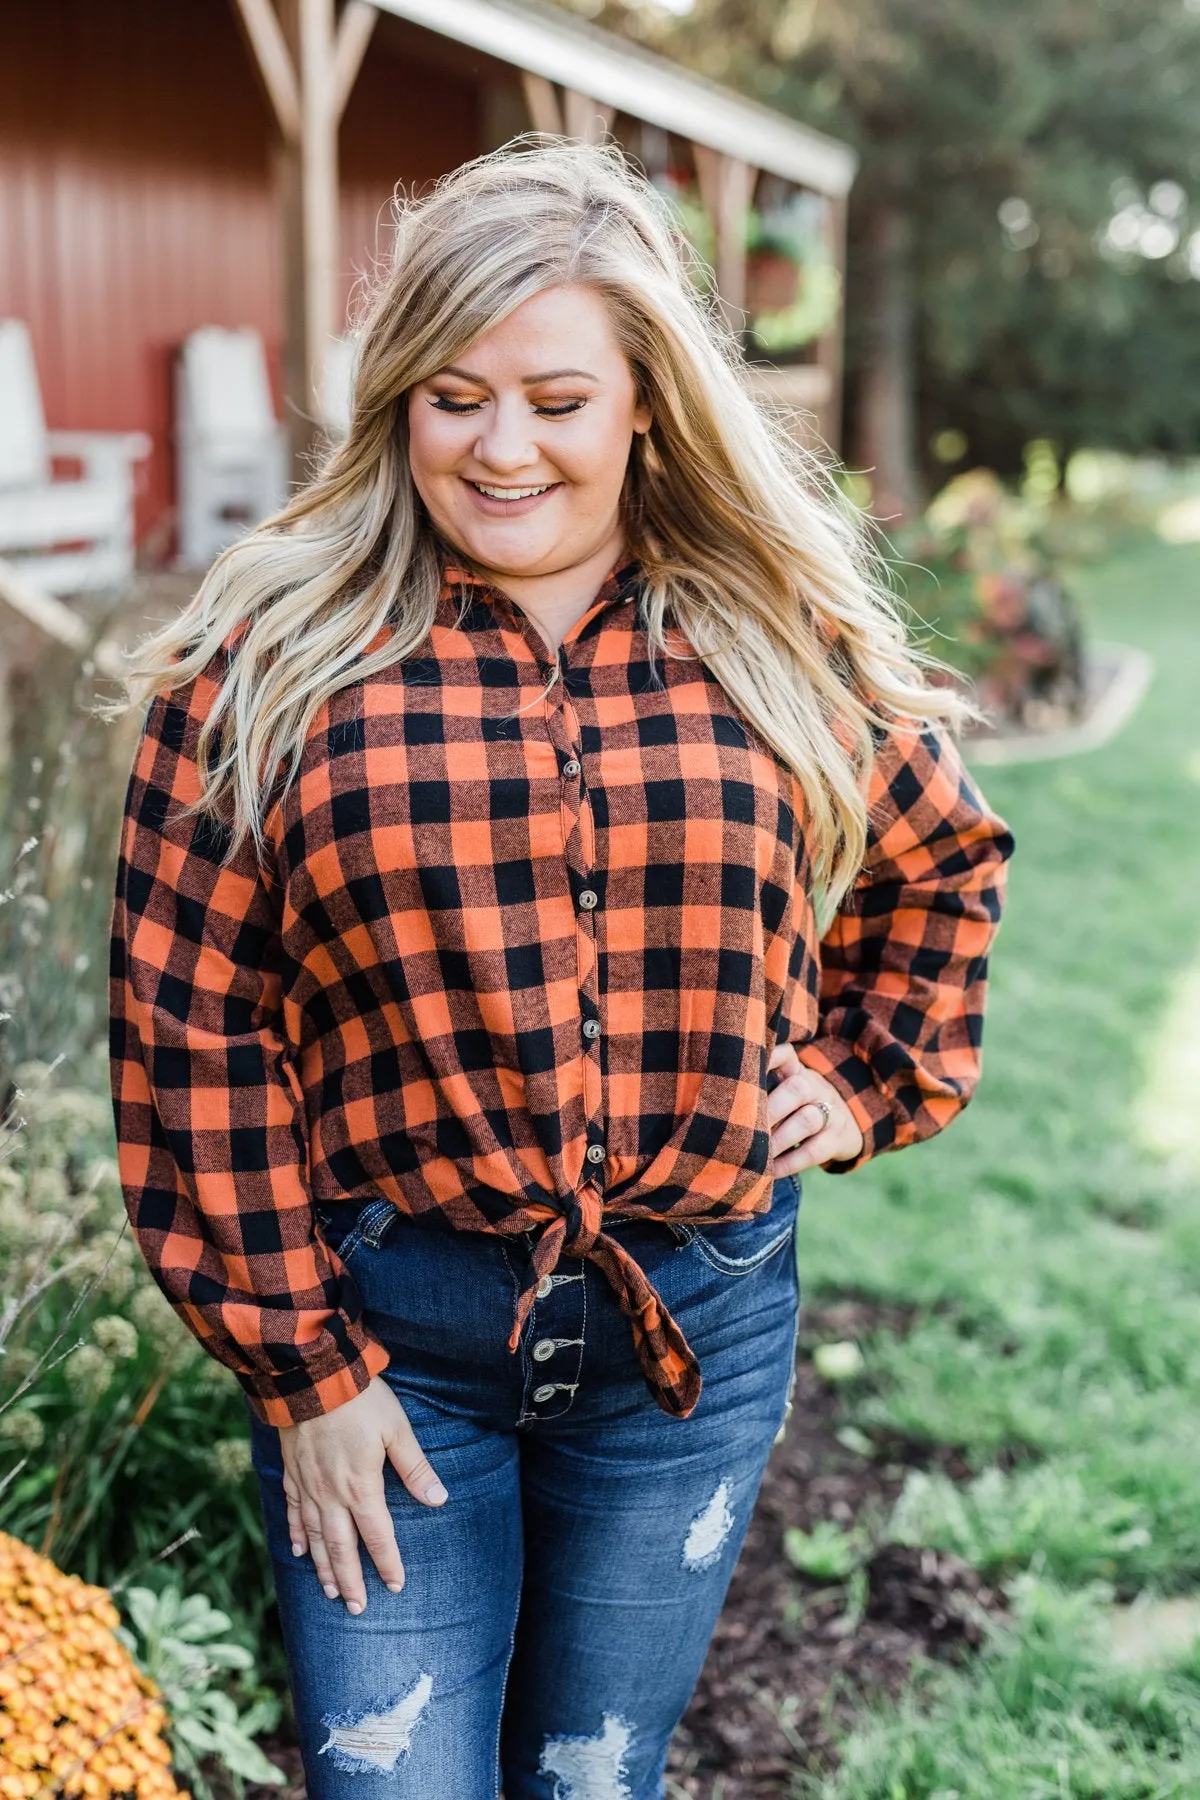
[121,136,966,908]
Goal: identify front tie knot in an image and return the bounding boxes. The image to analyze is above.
[561,1185,602,1257]
[505,1185,702,1420]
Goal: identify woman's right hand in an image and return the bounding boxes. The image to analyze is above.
[279,1375,448,1613]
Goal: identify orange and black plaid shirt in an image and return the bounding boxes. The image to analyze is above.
[109,560,1013,1426]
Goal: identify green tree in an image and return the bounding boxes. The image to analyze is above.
[584,0,1200,513]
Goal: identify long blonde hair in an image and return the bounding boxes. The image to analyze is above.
[122,136,965,907]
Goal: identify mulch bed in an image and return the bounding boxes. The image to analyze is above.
[245,1300,1005,1800]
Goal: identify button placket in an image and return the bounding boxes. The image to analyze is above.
[557,643,605,1181]
[519,1247,587,1422]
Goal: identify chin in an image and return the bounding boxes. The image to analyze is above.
[455,528,558,575]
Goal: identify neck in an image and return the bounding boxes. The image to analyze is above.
[483,525,627,653]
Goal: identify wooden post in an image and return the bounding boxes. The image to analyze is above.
[231,0,301,139]
[521,71,563,135]
[233,0,377,480]
[692,145,755,330]
[563,90,615,144]
[298,0,338,430]
[814,191,848,454]
[333,0,378,120]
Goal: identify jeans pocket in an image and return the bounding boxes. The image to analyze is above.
[316,1196,400,1266]
[678,1177,800,1277]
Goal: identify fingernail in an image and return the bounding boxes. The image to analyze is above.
[347,1600,364,1616]
[291,1542,305,1557]
[424,1480,448,1504]
[322,1584,339,1599]
[386,1581,404,1594]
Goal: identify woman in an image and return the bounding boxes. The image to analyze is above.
[110,140,1012,1798]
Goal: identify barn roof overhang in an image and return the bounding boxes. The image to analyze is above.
[370,0,857,197]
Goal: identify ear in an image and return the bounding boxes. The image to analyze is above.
[632,399,653,435]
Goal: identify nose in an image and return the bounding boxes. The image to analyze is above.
[472,395,541,475]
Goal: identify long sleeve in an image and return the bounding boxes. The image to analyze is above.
[798,722,1014,1173]
[108,672,390,1425]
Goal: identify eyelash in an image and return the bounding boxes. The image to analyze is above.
[429,397,586,418]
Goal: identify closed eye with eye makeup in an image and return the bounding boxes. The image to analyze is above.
[428,393,588,419]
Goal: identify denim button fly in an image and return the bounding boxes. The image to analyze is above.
[532,1338,556,1362]
[536,1274,554,1299]
[532,1383,557,1404]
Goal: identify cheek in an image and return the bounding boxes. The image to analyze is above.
[559,420,635,499]
[407,406,462,488]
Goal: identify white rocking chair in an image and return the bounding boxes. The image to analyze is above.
[175,327,288,570]
[0,319,150,597]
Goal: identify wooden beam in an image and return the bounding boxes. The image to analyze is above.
[521,70,563,135]
[230,0,301,141]
[813,191,847,451]
[563,89,614,145]
[693,144,756,327]
[333,0,378,123]
[299,0,339,422]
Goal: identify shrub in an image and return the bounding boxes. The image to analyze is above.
[889,467,1086,730]
[0,1063,277,1670]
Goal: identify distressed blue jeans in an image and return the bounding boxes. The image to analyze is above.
[248,1175,802,1800]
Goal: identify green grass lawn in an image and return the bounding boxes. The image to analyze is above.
[800,530,1200,1796]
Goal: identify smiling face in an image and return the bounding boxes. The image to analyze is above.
[406,283,652,585]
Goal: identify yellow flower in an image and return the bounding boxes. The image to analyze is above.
[0,1532,184,1800]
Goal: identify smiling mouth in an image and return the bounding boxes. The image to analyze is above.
[467,481,559,500]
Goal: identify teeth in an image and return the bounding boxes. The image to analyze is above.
[471,482,555,500]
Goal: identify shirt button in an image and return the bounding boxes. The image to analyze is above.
[578,888,598,911]
[586,1143,605,1165]
[562,758,581,778]
[532,1383,557,1403]
[536,1274,554,1299]
[582,1018,601,1041]
[532,1338,556,1362]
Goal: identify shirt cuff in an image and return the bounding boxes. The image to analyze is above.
[796,1036,899,1175]
[237,1328,392,1428]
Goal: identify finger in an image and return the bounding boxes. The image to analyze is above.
[766,1068,823,1128]
[385,1420,448,1508]
[300,1497,340,1598]
[284,1484,308,1560]
[780,1112,862,1175]
[352,1500,406,1594]
[767,1040,801,1083]
[319,1504,368,1614]
[790,1133,836,1173]
[771,1098,831,1155]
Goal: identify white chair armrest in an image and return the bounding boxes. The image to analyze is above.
[46,430,152,478]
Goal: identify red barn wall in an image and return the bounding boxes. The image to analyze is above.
[0,0,481,541]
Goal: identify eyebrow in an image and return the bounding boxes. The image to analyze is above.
[437,365,600,385]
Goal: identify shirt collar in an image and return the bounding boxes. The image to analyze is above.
[439,554,643,635]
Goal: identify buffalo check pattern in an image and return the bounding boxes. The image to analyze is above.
[109,560,1013,1425]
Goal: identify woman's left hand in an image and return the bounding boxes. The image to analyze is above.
[767,1041,864,1175]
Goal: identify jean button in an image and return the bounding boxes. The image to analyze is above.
[536,1274,554,1299]
[532,1338,556,1362]
[532,1383,557,1403]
